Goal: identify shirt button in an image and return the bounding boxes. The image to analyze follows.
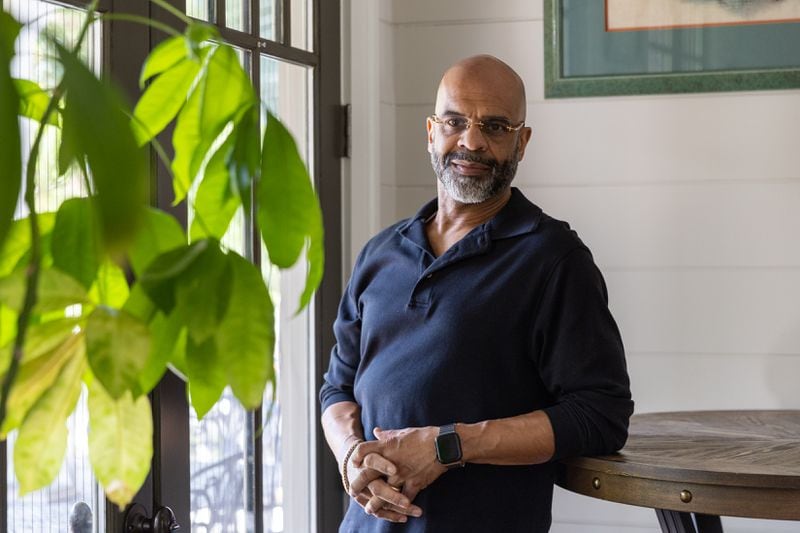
[426,274,433,279]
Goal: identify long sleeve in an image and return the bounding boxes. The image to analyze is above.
[535,247,634,460]
[319,257,363,412]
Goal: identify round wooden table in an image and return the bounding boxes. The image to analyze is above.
[556,410,800,533]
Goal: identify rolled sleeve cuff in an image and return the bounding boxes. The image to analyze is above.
[542,403,585,461]
[319,386,356,414]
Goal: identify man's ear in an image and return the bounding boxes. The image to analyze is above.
[426,116,434,153]
[516,126,532,160]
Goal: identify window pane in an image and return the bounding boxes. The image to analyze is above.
[290,0,311,50]
[5,0,98,218]
[186,0,215,23]
[260,0,277,41]
[259,56,313,533]
[3,0,104,530]
[226,0,250,32]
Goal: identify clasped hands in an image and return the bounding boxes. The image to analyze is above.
[344,426,448,524]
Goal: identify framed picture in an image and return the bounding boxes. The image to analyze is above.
[544,0,800,97]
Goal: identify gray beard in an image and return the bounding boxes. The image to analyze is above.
[431,147,520,204]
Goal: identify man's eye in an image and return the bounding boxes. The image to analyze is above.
[483,121,508,133]
[444,118,467,128]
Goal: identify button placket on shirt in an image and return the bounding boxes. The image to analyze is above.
[406,230,491,309]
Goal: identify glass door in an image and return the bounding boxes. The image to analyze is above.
[0,0,341,530]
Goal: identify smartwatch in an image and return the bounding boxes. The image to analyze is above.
[435,423,464,468]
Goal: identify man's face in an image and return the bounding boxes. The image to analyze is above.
[427,68,531,204]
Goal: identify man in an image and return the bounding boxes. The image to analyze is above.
[320,55,633,532]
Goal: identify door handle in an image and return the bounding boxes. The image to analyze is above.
[125,503,180,532]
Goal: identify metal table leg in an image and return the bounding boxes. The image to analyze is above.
[656,510,724,533]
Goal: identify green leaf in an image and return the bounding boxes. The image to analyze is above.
[86,306,151,399]
[139,35,187,87]
[57,122,80,176]
[0,304,16,363]
[121,283,156,323]
[258,111,316,267]
[217,252,274,409]
[170,72,203,204]
[0,212,55,277]
[173,242,231,344]
[89,260,130,308]
[14,78,58,125]
[190,46,255,181]
[14,349,85,495]
[167,327,188,379]
[0,10,22,252]
[189,134,240,240]
[185,335,224,419]
[132,57,200,146]
[57,44,146,253]
[172,44,256,206]
[1,330,83,436]
[184,22,219,60]
[228,104,260,216]
[138,240,208,313]
[0,267,88,313]
[17,316,82,366]
[88,382,153,510]
[299,214,324,312]
[138,311,181,394]
[0,10,21,55]
[258,111,324,310]
[52,197,101,290]
[128,208,186,277]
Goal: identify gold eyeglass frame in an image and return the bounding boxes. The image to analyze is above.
[429,114,526,136]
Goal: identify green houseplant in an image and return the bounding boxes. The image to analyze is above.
[0,0,323,509]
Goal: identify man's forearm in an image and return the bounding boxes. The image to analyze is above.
[321,400,365,465]
[459,410,555,465]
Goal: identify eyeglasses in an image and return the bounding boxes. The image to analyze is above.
[429,114,525,140]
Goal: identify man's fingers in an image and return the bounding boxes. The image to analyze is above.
[367,479,422,516]
[365,496,410,523]
[362,452,397,476]
[373,426,397,440]
[350,441,380,466]
[355,492,410,523]
[349,466,381,496]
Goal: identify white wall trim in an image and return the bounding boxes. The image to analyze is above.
[343,0,383,272]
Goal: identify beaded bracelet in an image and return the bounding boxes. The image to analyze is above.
[341,440,363,494]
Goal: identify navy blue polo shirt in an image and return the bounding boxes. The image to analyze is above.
[321,188,633,532]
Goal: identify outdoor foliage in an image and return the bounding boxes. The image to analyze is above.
[0,1,323,509]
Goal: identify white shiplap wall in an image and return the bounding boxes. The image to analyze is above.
[344,0,800,531]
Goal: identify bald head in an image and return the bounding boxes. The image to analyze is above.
[435,55,527,122]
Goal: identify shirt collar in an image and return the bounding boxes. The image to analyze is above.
[396,187,542,244]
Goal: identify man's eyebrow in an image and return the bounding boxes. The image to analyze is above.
[438,110,512,122]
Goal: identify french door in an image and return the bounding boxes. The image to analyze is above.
[0,0,342,530]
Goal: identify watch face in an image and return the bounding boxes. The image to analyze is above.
[435,432,462,464]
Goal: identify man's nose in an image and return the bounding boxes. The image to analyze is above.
[458,123,488,152]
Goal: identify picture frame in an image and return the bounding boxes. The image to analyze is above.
[544,0,800,98]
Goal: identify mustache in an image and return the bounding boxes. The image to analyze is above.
[444,151,498,169]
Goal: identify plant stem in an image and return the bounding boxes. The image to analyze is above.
[148,0,194,27]
[99,13,181,37]
[0,0,99,429]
